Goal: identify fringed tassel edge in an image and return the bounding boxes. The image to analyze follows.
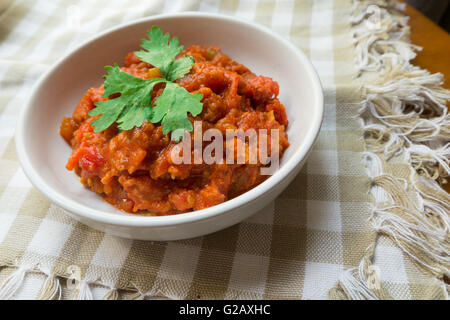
[0,264,177,300]
[333,0,450,300]
[37,274,61,300]
[0,266,30,300]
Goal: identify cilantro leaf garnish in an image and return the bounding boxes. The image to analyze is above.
[88,26,202,141]
[135,27,195,83]
[135,26,184,78]
[166,56,195,81]
[89,65,164,132]
[151,82,203,142]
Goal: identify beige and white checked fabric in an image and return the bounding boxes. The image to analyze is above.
[0,0,442,300]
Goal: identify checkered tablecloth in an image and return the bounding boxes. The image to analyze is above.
[0,0,446,300]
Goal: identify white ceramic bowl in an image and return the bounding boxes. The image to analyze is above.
[16,13,323,241]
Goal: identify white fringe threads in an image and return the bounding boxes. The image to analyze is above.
[332,0,450,300]
[0,262,173,299]
[0,263,127,300]
[74,280,94,300]
[37,274,61,300]
[0,266,30,300]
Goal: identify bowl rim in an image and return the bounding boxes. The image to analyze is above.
[15,12,324,227]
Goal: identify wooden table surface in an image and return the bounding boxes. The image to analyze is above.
[401,2,450,193]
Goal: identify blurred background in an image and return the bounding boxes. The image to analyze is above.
[0,0,449,32]
[406,0,450,31]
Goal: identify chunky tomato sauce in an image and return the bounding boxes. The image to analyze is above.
[60,46,289,215]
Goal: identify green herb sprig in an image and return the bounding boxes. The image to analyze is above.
[89,26,203,142]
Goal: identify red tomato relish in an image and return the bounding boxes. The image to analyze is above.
[60,46,289,215]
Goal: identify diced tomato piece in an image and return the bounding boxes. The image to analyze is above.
[124,52,141,67]
[66,144,104,174]
[169,190,196,211]
[266,99,289,126]
[80,147,104,173]
[240,74,279,104]
[194,185,226,210]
